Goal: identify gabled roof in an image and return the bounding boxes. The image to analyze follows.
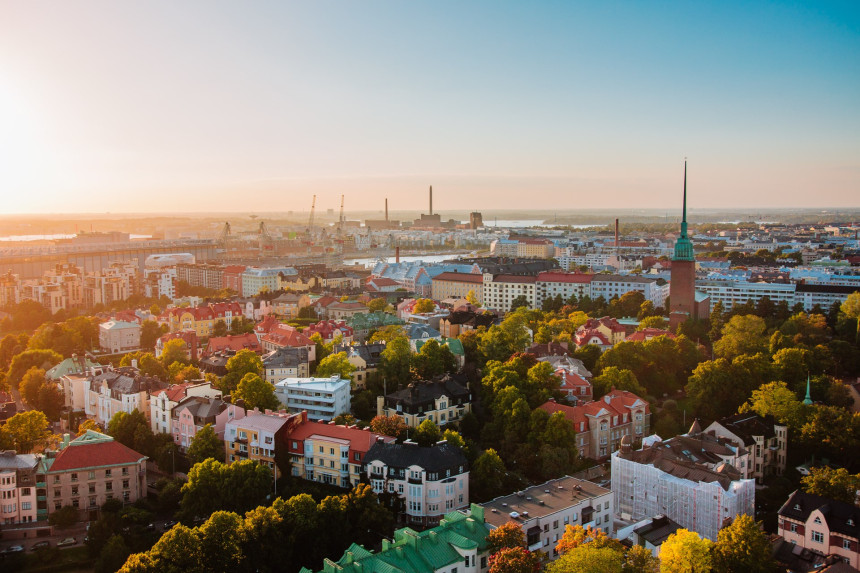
[262,324,313,348]
[779,490,860,539]
[206,333,261,354]
[287,420,393,457]
[625,329,676,342]
[364,441,468,473]
[49,431,147,472]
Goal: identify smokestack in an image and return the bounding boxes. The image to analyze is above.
[429,186,433,216]
[615,218,619,248]
[385,198,389,222]
[396,246,400,263]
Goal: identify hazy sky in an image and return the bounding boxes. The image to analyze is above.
[1,1,858,214]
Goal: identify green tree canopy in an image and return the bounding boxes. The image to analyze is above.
[712,514,774,573]
[713,314,769,361]
[234,373,280,411]
[1,410,51,453]
[592,367,646,399]
[369,415,407,439]
[315,351,356,380]
[7,348,63,391]
[658,529,713,573]
[800,466,860,505]
[412,419,442,447]
[489,547,541,573]
[187,423,226,466]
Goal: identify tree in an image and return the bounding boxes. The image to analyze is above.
[471,449,507,501]
[235,373,280,411]
[7,349,63,391]
[638,316,668,331]
[160,338,190,367]
[212,319,228,337]
[712,514,774,573]
[547,545,624,573]
[801,466,860,504]
[659,529,713,573]
[509,295,531,312]
[556,524,623,555]
[175,364,202,383]
[78,419,101,434]
[379,336,413,388]
[412,419,441,447]
[48,504,79,528]
[487,521,526,554]
[20,366,47,408]
[413,298,436,314]
[1,411,51,453]
[489,547,541,573]
[180,458,271,520]
[315,352,355,380]
[370,415,407,439]
[466,290,481,307]
[222,349,264,394]
[108,410,152,451]
[412,339,457,379]
[739,381,806,429]
[187,423,226,466]
[626,544,660,572]
[592,367,646,399]
[713,315,768,361]
[139,320,167,350]
[95,534,131,573]
[367,298,388,312]
[369,324,407,344]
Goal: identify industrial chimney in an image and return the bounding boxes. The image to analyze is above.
[429,186,433,216]
[385,198,389,222]
[615,218,619,249]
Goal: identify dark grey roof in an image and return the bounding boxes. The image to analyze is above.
[90,367,166,398]
[364,441,468,473]
[384,376,470,409]
[779,490,860,539]
[633,515,682,546]
[717,412,778,444]
[333,343,386,368]
[173,396,229,424]
[262,346,309,369]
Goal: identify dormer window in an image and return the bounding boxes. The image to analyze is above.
[849,518,855,527]
[794,504,801,511]
[814,517,822,524]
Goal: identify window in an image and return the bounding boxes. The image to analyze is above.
[812,531,824,544]
[105,482,113,492]
[105,469,112,478]
[71,473,78,482]
[553,520,558,529]
[790,523,797,533]
[22,502,31,510]
[844,538,852,550]
[122,467,129,476]
[88,471,95,480]
[123,480,129,489]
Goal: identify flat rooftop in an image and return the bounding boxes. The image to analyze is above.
[480,476,611,529]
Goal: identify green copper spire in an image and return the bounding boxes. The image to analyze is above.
[673,160,695,261]
[803,373,813,405]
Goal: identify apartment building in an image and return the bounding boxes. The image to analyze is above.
[98,320,141,353]
[332,342,385,390]
[778,490,860,569]
[304,320,354,344]
[176,263,224,290]
[377,377,472,428]
[0,451,38,525]
[262,347,311,383]
[590,275,670,308]
[703,413,787,482]
[149,381,222,435]
[173,396,245,451]
[274,375,351,422]
[365,441,469,527]
[241,267,298,297]
[482,274,537,313]
[259,323,316,359]
[438,310,495,338]
[480,476,613,560]
[694,280,796,312]
[87,366,167,426]
[535,272,594,306]
[155,330,199,362]
[224,410,303,475]
[287,413,394,488]
[41,431,148,520]
[431,272,484,304]
[540,389,651,461]
[611,435,755,541]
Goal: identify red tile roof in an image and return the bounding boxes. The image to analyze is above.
[151,382,191,402]
[539,390,649,432]
[262,324,312,348]
[287,420,394,461]
[50,435,147,472]
[206,333,262,355]
[556,369,591,389]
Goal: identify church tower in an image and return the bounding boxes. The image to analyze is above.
[669,161,696,329]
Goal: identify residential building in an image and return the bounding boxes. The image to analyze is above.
[304,320,354,344]
[274,375,351,421]
[348,312,405,342]
[224,410,303,475]
[99,320,141,353]
[203,333,261,357]
[365,441,470,527]
[431,272,484,304]
[270,292,311,318]
[703,413,788,482]
[222,265,246,295]
[0,451,38,524]
[535,272,594,306]
[259,323,316,360]
[778,490,860,569]
[46,355,102,382]
[482,274,537,312]
[262,347,311,383]
[158,302,243,338]
[377,377,472,428]
[611,435,755,541]
[175,263,224,290]
[590,275,670,309]
[41,431,148,520]
[439,310,495,338]
[87,366,167,426]
[299,505,492,573]
[556,368,592,404]
[576,317,627,346]
[327,302,370,321]
[332,342,386,390]
[539,389,651,460]
[173,395,245,451]
[615,515,683,557]
[241,267,298,297]
[149,381,221,435]
[286,413,394,488]
[481,476,613,560]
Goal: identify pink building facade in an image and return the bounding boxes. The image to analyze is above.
[0,451,38,524]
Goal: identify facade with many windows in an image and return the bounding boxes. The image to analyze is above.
[224,410,303,476]
[0,451,38,524]
[364,441,469,527]
[377,377,472,429]
[482,274,537,313]
[273,375,351,422]
[779,490,860,569]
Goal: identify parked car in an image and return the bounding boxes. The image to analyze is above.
[161,520,178,531]
[31,541,51,551]
[1,545,24,554]
[57,537,77,548]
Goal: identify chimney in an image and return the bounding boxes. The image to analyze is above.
[615,218,619,249]
[385,198,389,222]
[396,246,400,263]
[429,185,433,215]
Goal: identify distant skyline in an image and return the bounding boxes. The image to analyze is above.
[1,1,858,214]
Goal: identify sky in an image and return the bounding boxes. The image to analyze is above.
[0,1,858,214]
